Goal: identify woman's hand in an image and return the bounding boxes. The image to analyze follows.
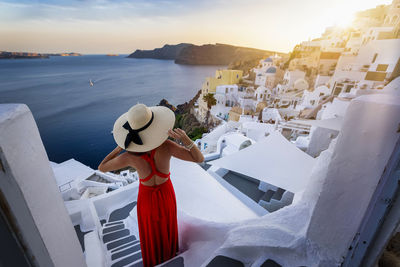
[168,128,192,146]
[167,128,204,163]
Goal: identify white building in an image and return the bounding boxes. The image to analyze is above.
[383,0,400,28]
[275,70,306,94]
[211,84,240,120]
[255,66,278,88]
[253,57,280,88]
[300,85,331,109]
[314,74,331,87]
[361,26,395,45]
[345,31,363,54]
[255,86,272,104]
[330,38,400,95]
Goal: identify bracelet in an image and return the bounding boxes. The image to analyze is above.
[186,142,195,150]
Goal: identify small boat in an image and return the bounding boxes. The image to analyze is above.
[89,79,94,86]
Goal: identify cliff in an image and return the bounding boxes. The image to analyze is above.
[127,43,193,60]
[128,43,286,66]
[175,43,278,65]
[158,90,207,140]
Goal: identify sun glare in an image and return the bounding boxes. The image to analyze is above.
[333,12,355,28]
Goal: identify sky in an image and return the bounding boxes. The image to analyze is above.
[0,0,392,54]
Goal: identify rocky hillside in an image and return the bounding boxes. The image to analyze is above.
[127,43,192,60]
[175,43,280,65]
[128,43,285,66]
[228,57,266,75]
[157,90,206,140]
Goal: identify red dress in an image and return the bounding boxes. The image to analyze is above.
[137,148,179,267]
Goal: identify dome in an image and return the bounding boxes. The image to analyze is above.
[294,78,309,90]
[264,57,273,62]
[266,67,276,74]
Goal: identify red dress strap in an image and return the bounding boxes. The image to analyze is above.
[139,148,170,183]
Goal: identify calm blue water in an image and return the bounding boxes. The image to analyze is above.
[0,55,221,168]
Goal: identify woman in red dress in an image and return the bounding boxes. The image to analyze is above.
[98,103,204,267]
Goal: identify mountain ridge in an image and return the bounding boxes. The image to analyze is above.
[127,43,286,66]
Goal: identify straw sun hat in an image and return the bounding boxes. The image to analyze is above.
[112,103,175,152]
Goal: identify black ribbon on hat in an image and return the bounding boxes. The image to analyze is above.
[122,111,154,148]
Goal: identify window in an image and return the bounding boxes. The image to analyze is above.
[376,64,388,72]
[225,88,228,93]
[372,53,378,63]
[310,100,315,105]
[365,71,386,81]
[333,86,342,96]
[345,85,354,93]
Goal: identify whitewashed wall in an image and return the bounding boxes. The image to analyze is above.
[0,104,86,267]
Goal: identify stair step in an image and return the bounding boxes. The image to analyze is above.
[107,236,136,250]
[103,224,125,234]
[103,229,130,243]
[111,240,140,253]
[260,259,282,267]
[108,202,137,223]
[260,190,275,202]
[111,252,142,267]
[105,221,124,227]
[271,188,285,201]
[206,255,244,267]
[111,243,141,261]
[128,259,143,267]
[158,256,184,267]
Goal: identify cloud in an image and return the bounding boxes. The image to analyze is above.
[0,0,221,24]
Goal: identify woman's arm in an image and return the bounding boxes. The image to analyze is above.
[167,128,204,163]
[98,146,131,172]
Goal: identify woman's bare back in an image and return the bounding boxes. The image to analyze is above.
[129,141,171,186]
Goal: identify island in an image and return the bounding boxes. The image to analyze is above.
[0,51,82,59]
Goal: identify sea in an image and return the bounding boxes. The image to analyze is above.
[0,55,222,168]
